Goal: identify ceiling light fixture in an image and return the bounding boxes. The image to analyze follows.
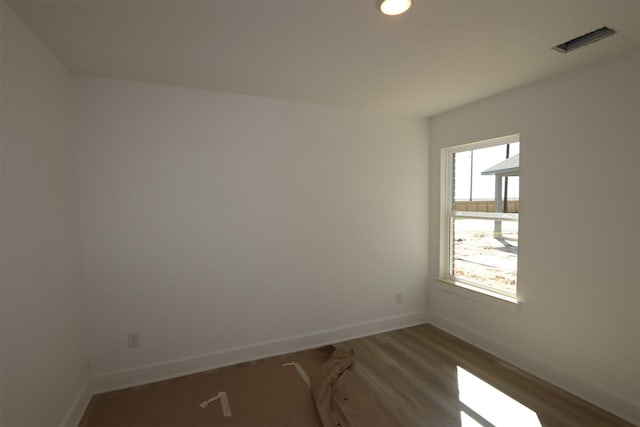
[377,0,412,16]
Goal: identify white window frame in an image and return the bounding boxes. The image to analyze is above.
[439,134,520,302]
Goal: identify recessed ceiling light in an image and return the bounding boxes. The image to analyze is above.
[378,0,412,16]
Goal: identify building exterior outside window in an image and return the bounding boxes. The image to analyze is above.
[440,134,520,299]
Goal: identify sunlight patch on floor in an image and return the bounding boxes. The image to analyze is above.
[460,410,485,427]
[457,366,541,427]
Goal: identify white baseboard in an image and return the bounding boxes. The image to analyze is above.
[430,313,640,425]
[60,380,92,427]
[91,311,428,394]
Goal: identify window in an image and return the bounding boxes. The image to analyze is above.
[440,135,520,300]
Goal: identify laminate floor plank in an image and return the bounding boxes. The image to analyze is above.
[338,324,633,427]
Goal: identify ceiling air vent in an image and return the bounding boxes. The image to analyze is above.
[553,26,617,53]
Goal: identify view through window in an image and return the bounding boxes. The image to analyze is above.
[443,135,520,298]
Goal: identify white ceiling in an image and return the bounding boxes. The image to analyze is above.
[8,0,640,116]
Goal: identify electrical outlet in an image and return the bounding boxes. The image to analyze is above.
[127,332,140,349]
[395,293,403,304]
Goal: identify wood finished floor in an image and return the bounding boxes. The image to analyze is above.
[340,324,632,426]
[81,323,633,426]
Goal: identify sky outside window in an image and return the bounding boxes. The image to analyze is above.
[454,142,520,202]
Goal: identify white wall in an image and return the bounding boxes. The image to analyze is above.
[72,77,429,391]
[0,3,89,426]
[428,49,639,423]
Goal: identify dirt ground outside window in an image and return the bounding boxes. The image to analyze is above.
[452,218,518,295]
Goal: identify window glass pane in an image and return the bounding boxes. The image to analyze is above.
[452,217,518,296]
[505,176,519,213]
[453,142,519,213]
[453,150,472,204]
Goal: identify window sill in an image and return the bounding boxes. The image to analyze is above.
[434,277,520,312]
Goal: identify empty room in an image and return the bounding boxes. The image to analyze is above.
[1,0,638,426]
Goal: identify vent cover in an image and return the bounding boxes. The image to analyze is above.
[553,26,617,53]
